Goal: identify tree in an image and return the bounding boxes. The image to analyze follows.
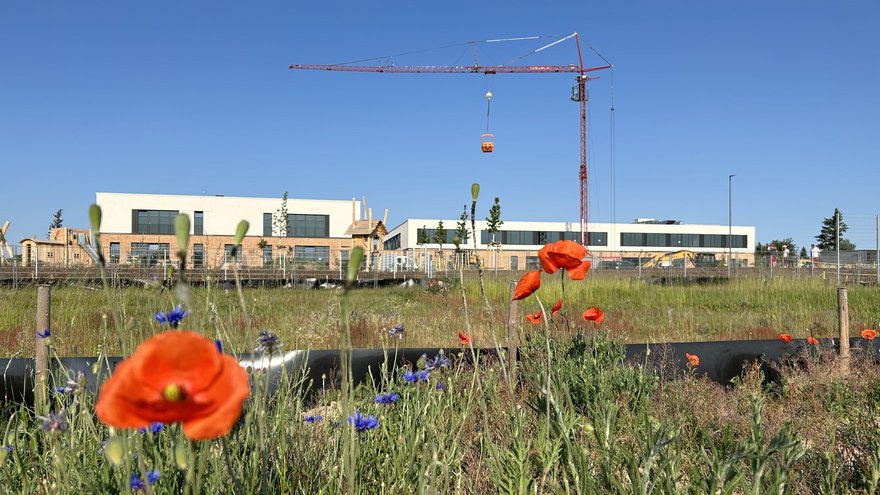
[273,192,289,237]
[816,208,855,251]
[432,220,446,250]
[485,197,503,244]
[454,205,469,257]
[48,209,63,237]
[799,247,807,258]
[417,226,429,245]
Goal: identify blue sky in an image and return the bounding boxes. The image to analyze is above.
[2,1,879,253]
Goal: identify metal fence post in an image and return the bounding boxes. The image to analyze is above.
[876,214,879,285]
[836,210,841,286]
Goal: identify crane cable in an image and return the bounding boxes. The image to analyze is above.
[485,76,494,133]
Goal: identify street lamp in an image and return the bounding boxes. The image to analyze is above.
[728,174,735,277]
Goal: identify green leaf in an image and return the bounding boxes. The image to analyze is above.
[175,214,191,254]
[88,204,102,233]
[234,220,249,246]
[347,247,364,283]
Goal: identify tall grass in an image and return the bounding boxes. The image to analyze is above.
[2,276,879,357]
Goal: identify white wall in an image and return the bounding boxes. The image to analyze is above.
[95,193,360,237]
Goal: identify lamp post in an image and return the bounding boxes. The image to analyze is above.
[728,174,735,277]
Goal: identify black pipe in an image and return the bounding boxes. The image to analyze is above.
[3,338,876,406]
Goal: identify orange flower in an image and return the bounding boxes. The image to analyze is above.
[685,353,699,367]
[550,299,563,317]
[807,336,819,345]
[862,329,878,340]
[457,331,472,346]
[512,270,541,301]
[779,333,792,343]
[526,311,543,324]
[582,307,605,325]
[95,331,250,441]
[538,240,589,279]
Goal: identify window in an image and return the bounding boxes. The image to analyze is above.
[263,213,272,237]
[193,244,204,268]
[109,242,120,264]
[194,211,204,235]
[130,243,170,266]
[417,228,460,245]
[262,245,272,265]
[287,214,329,238]
[224,244,242,263]
[384,234,401,250]
[620,232,748,248]
[132,210,179,234]
[525,256,541,270]
[294,245,330,269]
[479,230,607,246]
[509,256,519,270]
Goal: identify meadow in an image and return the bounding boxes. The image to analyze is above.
[3,272,880,493]
[2,275,879,357]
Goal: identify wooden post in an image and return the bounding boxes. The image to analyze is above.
[35,285,51,412]
[838,287,850,372]
[506,280,518,378]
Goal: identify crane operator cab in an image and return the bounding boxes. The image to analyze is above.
[481,134,494,153]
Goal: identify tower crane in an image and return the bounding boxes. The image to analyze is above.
[289,33,611,247]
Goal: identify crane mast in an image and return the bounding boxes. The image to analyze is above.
[289,34,610,248]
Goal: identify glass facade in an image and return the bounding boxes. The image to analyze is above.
[620,232,747,249]
[480,230,608,246]
[109,243,120,264]
[288,214,329,238]
[132,210,179,234]
[130,242,170,265]
[262,245,273,265]
[224,244,242,263]
[384,233,401,250]
[416,228,460,245]
[263,213,272,236]
[194,211,204,235]
[294,246,330,269]
[193,244,204,267]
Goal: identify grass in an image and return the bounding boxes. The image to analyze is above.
[3,273,880,493]
[2,275,879,357]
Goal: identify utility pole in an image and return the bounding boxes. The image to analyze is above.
[728,174,735,277]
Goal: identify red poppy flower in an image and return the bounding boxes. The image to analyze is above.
[95,331,250,441]
[779,333,792,343]
[457,331,472,346]
[685,353,699,367]
[807,336,819,345]
[582,307,605,325]
[526,311,543,324]
[567,260,592,281]
[538,241,587,276]
[550,299,563,317]
[862,329,878,340]
[512,270,541,301]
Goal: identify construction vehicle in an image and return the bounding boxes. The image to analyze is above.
[641,250,717,269]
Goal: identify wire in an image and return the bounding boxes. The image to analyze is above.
[609,67,616,259]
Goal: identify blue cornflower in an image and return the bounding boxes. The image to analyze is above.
[5,445,12,453]
[436,383,444,391]
[155,306,188,328]
[303,415,323,423]
[139,422,165,434]
[426,353,451,370]
[214,339,223,353]
[37,328,50,339]
[375,392,399,405]
[419,370,430,382]
[53,372,85,394]
[37,410,68,435]
[403,370,418,383]
[130,470,159,491]
[347,412,379,432]
[388,325,405,339]
[255,330,283,354]
[146,470,160,485]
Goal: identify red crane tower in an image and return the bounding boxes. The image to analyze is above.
[289,33,611,248]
